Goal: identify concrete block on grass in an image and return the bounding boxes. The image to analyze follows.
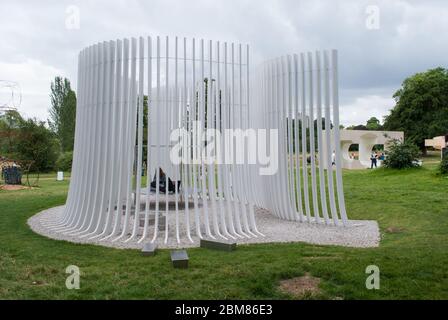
[141,243,157,256]
[200,238,237,252]
[171,250,189,269]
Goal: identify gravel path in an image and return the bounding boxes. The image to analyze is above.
[28,205,380,250]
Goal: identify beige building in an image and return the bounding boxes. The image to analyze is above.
[322,130,404,169]
[425,135,448,151]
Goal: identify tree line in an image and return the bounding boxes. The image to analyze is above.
[345,68,448,155]
[1,67,447,172]
[0,76,76,172]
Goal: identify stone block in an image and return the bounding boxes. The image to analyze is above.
[141,243,157,256]
[200,238,237,252]
[171,250,189,269]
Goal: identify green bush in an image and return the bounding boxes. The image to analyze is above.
[16,119,59,172]
[383,139,420,169]
[56,151,73,172]
[440,158,448,175]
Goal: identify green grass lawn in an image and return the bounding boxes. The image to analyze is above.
[0,160,447,300]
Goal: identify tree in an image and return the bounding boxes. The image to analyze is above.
[440,158,448,175]
[56,151,73,171]
[366,117,382,130]
[383,138,420,169]
[17,118,59,172]
[0,110,24,158]
[383,68,448,152]
[346,124,367,130]
[48,77,77,152]
[288,117,332,153]
[346,117,382,131]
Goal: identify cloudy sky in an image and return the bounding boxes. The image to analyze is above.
[1,0,447,126]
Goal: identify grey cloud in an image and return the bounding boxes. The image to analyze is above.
[1,0,447,125]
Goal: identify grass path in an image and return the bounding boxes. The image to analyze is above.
[0,164,447,299]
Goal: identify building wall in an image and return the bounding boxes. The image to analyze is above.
[322,130,404,169]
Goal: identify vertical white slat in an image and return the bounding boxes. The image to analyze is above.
[246,44,263,236]
[293,54,304,222]
[92,40,122,239]
[104,38,130,240]
[69,45,96,232]
[262,63,270,210]
[59,46,93,231]
[315,51,330,225]
[223,42,241,239]
[282,56,293,220]
[127,37,145,241]
[331,50,348,226]
[164,36,170,245]
[268,60,281,219]
[76,42,104,234]
[55,48,87,228]
[307,52,320,223]
[183,37,194,243]
[151,36,162,243]
[67,46,91,233]
[240,48,258,236]
[238,43,254,236]
[323,50,339,226]
[264,62,271,210]
[208,40,224,239]
[87,41,115,237]
[79,41,109,236]
[139,36,153,243]
[300,53,311,223]
[63,44,99,233]
[200,39,214,239]
[276,57,288,220]
[215,41,233,239]
[266,59,278,218]
[173,36,181,243]
[272,58,284,219]
[190,83,201,239]
[57,49,84,226]
[117,37,138,241]
[256,62,268,212]
[54,49,83,227]
[100,40,123,239]
[64,45,92,230]
[231,42,248,238]
[274,58,288,220]
[286,55,297,220]
[191,38,203,240]
[280,56,295,221]
[80,47,97,229]
[280,57,292,220]
[114,38,135,241]
[264,61,276,217]
[81,43,104,234]
[106,40,123,236]
[82,41,108,234]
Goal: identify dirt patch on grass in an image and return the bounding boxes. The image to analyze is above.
[278,273,321,298]
[0,185,30,191]
[385,226,406,234]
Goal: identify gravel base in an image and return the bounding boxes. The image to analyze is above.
[28,205,380,250]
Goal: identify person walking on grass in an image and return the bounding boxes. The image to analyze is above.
[370,152,378,169]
